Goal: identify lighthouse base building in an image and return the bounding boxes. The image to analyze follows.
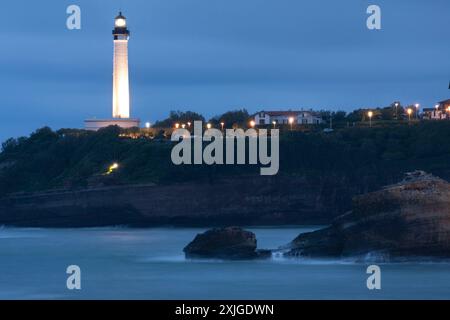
[85,12,140,131]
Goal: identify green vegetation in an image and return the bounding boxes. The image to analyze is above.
[209,109,251,128]
[152,109,251,129]
[1,121,450,196]
[153,111,205,128]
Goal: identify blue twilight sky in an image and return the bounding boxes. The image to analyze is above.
[0,0,449,142]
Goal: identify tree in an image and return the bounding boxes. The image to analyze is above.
[153,110,205,128]
[346,109,367,122]
[213,109,250,128]
[380,106,395,120]
[1,138,18,153]
[333,111,347,122]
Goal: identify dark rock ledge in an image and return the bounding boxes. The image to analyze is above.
[285,171,450,260]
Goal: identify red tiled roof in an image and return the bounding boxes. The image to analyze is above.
[256,110,318,116]
[264,111,301,116]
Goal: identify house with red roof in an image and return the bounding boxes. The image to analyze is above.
[253,110,323,126]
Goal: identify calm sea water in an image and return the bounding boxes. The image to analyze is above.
[0,226,449,299]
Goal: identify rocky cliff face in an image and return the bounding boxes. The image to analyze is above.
[0,175,355,227]
[286,171,450,259]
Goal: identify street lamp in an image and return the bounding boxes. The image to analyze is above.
[415,103,420,119]
[368,111,373,127]
[249,120,256,128]
[288,117,294,131]
[181,124,186,129]
[220,122,225,131]
[145,122,151,129]
[174,123,180,129]
[206,123,212,129]
[407,108,413,122]
[272,121,276,129]
[107,162,119,175]
[187,122,191,127]
[394,102,399,120]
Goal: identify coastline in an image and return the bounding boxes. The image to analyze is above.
[0,175,351,228]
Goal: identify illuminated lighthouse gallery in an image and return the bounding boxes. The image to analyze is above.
[85,12,140,130]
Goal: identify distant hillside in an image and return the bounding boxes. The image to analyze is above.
[1,122,450,197]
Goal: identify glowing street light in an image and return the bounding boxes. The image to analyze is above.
[187,122,191,127]
[272,121,276,129]
[181,124,186,129]
[174,123,180,129]
[394,102,399,119]
[249,120,256,128]
[107,162,119,175]
[288,117,294,131]
[367,111,373,127]
[206,123,212,129]
[220,122,225,131]
[145,122,151,129]
[415,103,420,119]
[407,108,413,122]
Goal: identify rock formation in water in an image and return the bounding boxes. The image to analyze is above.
[184,227,271,259]
[286,171,450,260]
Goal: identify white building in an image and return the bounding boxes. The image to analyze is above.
[253,110,323,126]
[422,108,447,120]
[85,12,140,131]
[422,99,450,120]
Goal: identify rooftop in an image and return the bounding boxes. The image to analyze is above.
[255,110,319,116]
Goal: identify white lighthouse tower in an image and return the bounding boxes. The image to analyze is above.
[112,12,130,118]
[85,12,140,130]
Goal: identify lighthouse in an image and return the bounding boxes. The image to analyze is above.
[112,12,130,118]
[85,12,140,130]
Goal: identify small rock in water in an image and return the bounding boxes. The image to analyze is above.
[184,227,271,260]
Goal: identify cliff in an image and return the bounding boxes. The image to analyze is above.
[286,171,450,259]
[0,175,352,227]
[4,122,450,228]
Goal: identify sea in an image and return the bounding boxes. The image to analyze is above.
[0,226,449,299]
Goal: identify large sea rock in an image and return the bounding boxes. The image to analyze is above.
[184,227,271,259]
[286,171,450,260]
